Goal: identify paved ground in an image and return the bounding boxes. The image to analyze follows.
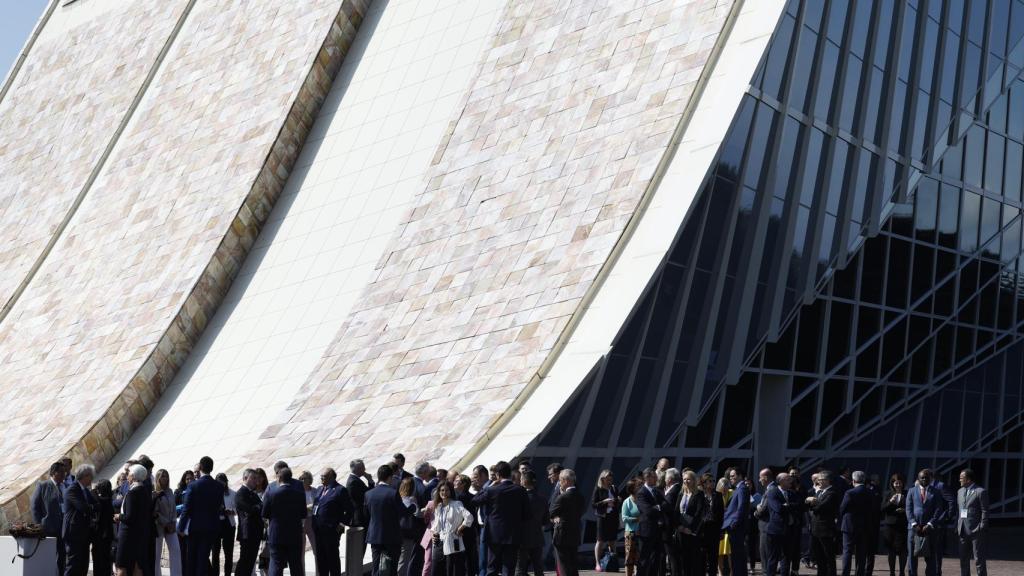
[575,556,1024,576]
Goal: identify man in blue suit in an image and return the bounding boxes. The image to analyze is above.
[366,465,416,576]
[723,468,750,576]
[906,469,946,576]
[314,467,355,576]
[838,471,871,576]
[472,461,532,576]
[178,456,224,576]
[32,461,67,574]
[62,464,96,576]
[262,467,307,576]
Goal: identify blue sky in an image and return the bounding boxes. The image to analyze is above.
[1,0,49,82]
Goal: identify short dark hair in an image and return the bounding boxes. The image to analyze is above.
[494,461,513,479]
[732,469,746,479]
[138,455,154,471]
[393,453,405,464]
[546,462,563,475]
[377,465,394,482]
[521,470,537,487]
[961,469,975,481]
[642,467,656,477]
[273,460,289,473]
[278,467,293,482]
[48,462,65,476]
[199,456,214,474]
[473,465,488,477]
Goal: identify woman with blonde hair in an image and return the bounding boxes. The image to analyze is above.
[153,469,181,576]
[592,469,620,570]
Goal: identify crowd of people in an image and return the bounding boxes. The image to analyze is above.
[28,453,990,576]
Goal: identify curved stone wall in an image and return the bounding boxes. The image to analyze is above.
[246,0,739,473]
[0,0,370,527]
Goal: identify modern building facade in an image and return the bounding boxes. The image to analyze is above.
[1,0,1022,534]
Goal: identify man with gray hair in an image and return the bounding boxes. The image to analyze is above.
[62,464,96,576]
[839,471,871,576]
[550,468,584,576]
[806,470,839,576]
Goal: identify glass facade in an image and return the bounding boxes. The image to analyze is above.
[520,0,1024,531]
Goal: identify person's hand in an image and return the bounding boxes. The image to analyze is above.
[457,525,465,536]
[552,517,561,524]
[113,514,120,522]
[227,510,236,516]
[337,525,345,535]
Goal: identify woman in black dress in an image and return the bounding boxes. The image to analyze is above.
[698,473,724,576]
[116,464,153,576]
[92,479,116,576]
[592,469,620,570]
[881,472,908,576]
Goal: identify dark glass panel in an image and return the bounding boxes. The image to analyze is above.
[960,191,981,252]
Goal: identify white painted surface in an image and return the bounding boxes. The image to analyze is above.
[0,536,57,576]
[470,0,789,467]
[103,0,505,480]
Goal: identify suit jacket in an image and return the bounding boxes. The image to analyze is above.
[722,481,750,535]
[549,487,584,549]
[933,480,954,526]
[61,482,95,545]
[472,480,532,546]
[675,491,707,536]
[314,481,354,533]
[662,484,681,534]
[699,491,724,541]
[178,475,224,536]
[235,485,264,542]
[881,490,908,528]
[956,484,988,536]
[765,486,800,536]
[906,484,945,529]
[808,486,840,538]
[523,488,550,549]
[839,485,872,534]
[634,484,667,539]
[262,481,307,547]
[346,473,375,528]
[31,480,63,536]
[365,484,414,547]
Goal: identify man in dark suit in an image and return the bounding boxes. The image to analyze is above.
[31,461,67,574]
[366,465,416,576]
[806,470,840,576]
[548,469,583,576]
[262,467,307,576]
[472,465,492,576]
[755,468,777,576]
[389,454,413,488]
[907,469,946,576]
[662,469,683,576]
[930,471,955,576]
[314,467,354,576]
[723,469,751,576]
[235,469,263,576]
[347,459,375,530]
[178,456,224,576]
[956,469,988,576]
[635,468,666,576]
[839,471,871,576]
[472,461,532,576]
[517,471,549,576]
[62,464,96,576]
[764,472,801,576]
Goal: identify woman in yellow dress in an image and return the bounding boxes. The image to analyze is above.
[717,477,734,575]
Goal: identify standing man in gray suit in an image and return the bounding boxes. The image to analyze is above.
[956,469,988,576]
[31,461,67,574]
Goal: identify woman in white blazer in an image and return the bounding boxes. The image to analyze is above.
[429,482,474,576]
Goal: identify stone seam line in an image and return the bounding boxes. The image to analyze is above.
[0,0,373,531]
[451,0,751,472]
[0,0,201,325]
